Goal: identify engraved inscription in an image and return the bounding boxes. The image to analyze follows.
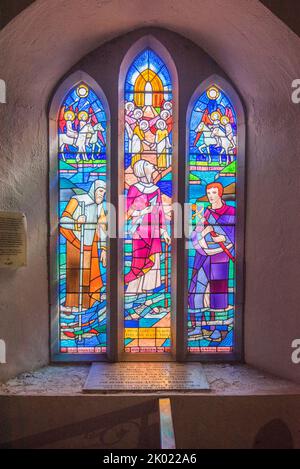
[84,363,210,392]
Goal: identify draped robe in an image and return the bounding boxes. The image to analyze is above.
[155,128,171,168]
[60,186,106,310]
[189,202,235,311]
[125,182,166,294]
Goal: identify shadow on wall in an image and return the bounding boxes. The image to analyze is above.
[253,419,294,449]
[260,0,300,37]
[0,0,35,29]
[0,400,160,449]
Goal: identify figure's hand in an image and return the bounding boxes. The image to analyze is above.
[195,222,205,233]
[142,206,153,216]
[163,231,171,245]
[77,215,86,224]
[212,234,226,243]
[199,237,208,249]
[100,250,107,267]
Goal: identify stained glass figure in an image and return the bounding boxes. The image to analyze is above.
[57,82,107,354]
[187,84,237,353]
[123,49,173,353]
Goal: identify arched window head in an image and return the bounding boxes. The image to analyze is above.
[50,72,110,360]
[121,40,177,357]
[58,82,107,158]
[125,47,172,108]
[187,78,244,358]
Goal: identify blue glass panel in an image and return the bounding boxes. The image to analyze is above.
[123,48,173,354]
[187,84,237,354]
[57,82,108,354]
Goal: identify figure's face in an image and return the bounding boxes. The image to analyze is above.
[207,187,221,205]
[140,120,149,131]
[134,109,143,120]
[95,187,106,204]
[211,112,220,122]
[65,111,75,121]
[78,111,88,122]
[144,161,155,180]
[160,110,169,121]
[221,116,229,125]
[156,119,166,130]
[125,102,134,113]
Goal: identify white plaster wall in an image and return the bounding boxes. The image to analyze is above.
[0,0,299,383]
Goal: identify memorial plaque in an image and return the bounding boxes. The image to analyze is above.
[83,362,210,392]
[0,212,27,268]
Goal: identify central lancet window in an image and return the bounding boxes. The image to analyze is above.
[122,46,174,355]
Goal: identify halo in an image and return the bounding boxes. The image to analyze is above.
[133,108,143,118]
[125,101,134,111]
[78,110,89,121]
[139,119,149,129]
[156,119,166,129]
[206,86,220,100]
[64,110,75,121]
[76,83,89,98]
[211,111,221,121]
[221,115,230,124]
[163,101,172,110]
[160,110,170,120]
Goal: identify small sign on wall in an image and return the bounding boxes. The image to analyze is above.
[0,78,6,104]
[0,339,6,364]
[0,212,27,268]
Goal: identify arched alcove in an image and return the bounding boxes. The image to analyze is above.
[0,1,299,384]
[47,30,246,364]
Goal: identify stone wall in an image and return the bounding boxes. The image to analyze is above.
[0,0,299,383]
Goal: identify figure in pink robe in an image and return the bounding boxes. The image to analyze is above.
[125,159,171,294]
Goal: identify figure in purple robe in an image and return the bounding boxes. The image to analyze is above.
[188,182,235,330]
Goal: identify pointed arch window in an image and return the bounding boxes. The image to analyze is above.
[186,78,244,359]
[120,43,177,357]
[50,72,110,360]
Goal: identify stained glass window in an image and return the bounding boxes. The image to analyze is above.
[187,84,237,354]
[57,82,108,354]
[123,48,173,353]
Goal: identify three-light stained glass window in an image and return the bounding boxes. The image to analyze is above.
[52,43,243,361]
[187,85,237,353]
[57,82,108,354]
[123,48,173,353]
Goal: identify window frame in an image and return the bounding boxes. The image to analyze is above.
[49,47,245,364]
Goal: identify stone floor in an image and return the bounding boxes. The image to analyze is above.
[1,363,300,395]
